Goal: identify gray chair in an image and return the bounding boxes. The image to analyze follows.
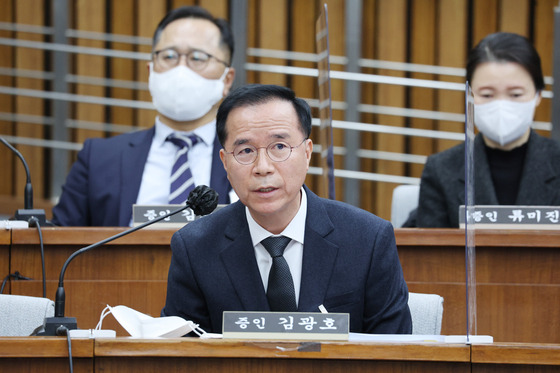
[0,294,55,336]
[408,292,444,335]
[391,184,420,228]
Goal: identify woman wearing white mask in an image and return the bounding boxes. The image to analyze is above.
[413,32,560,228]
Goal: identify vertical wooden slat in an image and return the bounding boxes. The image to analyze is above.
[409,0,436,177]
[74,0,106,143]
[290,0,320,192]
[199,0,229,18]
[532,0,555,125]
[109,0,135,136]
[135,0,166,129]
[15,0,45,199]
[322,0,346,201]
[435,0,467,154]
[499,0,530,34]
[372,0,408,219]
[256,0,288,85]
[472,0,499,46]
[0,0,14,196]
[360,0,377,211]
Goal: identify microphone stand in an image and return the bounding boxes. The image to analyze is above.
[40,185,218,336]
[0,137,46,226]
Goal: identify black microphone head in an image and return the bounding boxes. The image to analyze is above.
[187,185,219,216]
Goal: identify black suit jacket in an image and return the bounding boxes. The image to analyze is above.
[417,131,560,227]
[162,186,412,334]
[52,127,231,226]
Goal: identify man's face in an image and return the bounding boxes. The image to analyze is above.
[151,17,233,89]
[219,99,313,232]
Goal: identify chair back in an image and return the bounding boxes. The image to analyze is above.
[408,292,444,335]
[0,294,55,336]
[390,184,420,228]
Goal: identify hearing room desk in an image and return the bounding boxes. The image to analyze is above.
[7,228,560,343]
[1,337,560,372]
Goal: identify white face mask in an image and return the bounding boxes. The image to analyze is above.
[474,96,538,146]
[148,62,229,122]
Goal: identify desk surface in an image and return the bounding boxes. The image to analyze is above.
[1,338,559,373]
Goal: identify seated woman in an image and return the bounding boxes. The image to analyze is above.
[415,32,560,228]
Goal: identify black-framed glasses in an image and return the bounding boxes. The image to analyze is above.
[225,138,308,165]
[153,48,230,71]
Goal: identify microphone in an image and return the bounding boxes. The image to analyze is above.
[0,137,46,226]
[40,185,219,336]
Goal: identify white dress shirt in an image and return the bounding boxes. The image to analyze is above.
[247,187,307,307]
[136,117,215,206]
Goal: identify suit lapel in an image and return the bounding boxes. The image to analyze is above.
[298,187,338,312]
[517,132,560,204]
[118,128,154,226]
[219,203,270,310]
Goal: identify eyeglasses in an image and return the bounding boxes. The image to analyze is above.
[153,48,230,71]
[225,138,308,165]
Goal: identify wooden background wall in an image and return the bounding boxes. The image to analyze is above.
[0,0,557,222]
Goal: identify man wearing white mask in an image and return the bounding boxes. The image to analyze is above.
[413,32,560,228]
[52,6,236,226]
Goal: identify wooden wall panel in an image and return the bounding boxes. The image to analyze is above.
[360,0,377,210]
[323,0,346,201]
[435,0,467,154]
[372,0,408,218]
[0,0,14,196]
[135,1,166,129]
[409,0,436,178]
[74,0,107,144]
[290,0,320,192]
[1,0,558,221]
[533,0,556,124]
[15,0,45,199]
[109,0,135,136]
[499,0,530,35]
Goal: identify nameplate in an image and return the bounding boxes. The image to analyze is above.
[459,205,560,229]
[222,311,349,341]
[132,204,225,228]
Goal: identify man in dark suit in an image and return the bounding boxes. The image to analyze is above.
[417,131,560,228]
[162,84,412,334]
[52,6,236,226]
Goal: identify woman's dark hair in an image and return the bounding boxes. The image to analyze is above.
[216,84,312,147]
[152,6,234,63]
[466,32,544,92]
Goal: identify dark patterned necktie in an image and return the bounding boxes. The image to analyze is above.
[167,133,199,204]
[261,236,297,311]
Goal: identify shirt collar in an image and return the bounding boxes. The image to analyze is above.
[154,116,216,147]
[246,186,307,246]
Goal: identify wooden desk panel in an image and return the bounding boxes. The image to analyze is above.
[10,228,174,333]
[0,230,9,293]
[0,337,93,373]
[472,342,560,372]
[95,338,471,373]
[8,228,560,343]
[396,229,560,343]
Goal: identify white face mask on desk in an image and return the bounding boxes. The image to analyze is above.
[149,63,228,122]
[474,96,538,147]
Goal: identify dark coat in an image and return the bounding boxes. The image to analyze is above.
[162,186,412,334]
[52,127,231,226]
[417,131,560,228]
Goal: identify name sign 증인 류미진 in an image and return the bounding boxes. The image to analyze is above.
[459,205,560,229]
[222,311,349,340]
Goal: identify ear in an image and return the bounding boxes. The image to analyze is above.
[304,139,313,166]
[219,148,228,171]
[222,67,236,96]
